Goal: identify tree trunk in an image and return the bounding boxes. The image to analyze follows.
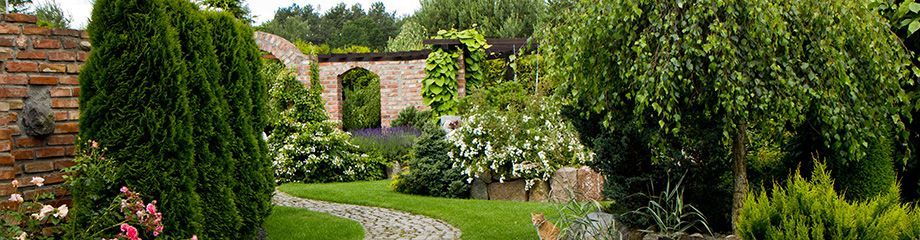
[731,123,748,234]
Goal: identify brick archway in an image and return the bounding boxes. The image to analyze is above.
[253,32,466,127]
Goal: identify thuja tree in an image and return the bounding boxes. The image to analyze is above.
[165,0,242,238]
[75,0,202,237]
[206,12,274,238]
[542,0,911,232]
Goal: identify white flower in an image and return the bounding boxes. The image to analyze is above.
[30,177,45,187]
[32,205,54,220]
[16,232,26,240]
[8,194,23,203]
[54,205,69,218]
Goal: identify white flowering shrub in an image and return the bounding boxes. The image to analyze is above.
[447,98,593,187]
[265,62,386,184]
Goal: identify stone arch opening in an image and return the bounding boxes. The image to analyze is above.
[339,67,382,131]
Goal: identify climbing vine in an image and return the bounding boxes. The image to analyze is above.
[422,28,489,116]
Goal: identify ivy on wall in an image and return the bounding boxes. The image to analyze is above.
[422,28,489,116]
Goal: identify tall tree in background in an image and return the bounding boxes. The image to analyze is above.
[34,0,70,28]
[199,0,251,22]
[387,21,428,52]
[258,2,399,50]
[412,0,545,38]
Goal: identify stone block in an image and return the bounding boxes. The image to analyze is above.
[471,178,488,200]
[487,179,526,201]
[527,180,550,202]
[576,166,605,201]
[549,167,578,202]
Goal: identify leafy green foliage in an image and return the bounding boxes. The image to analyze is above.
[206,12,273,239]
[75,0,202,237]
[198,0,251,22]
[392,124,470,198]
[164,0,241,238]
[293,40,372,55]
[542,0,913,229]
[34,0,70,28]
[422,47,460,116]
[265,62,386,184]
[738,161,920,239]
[258,2,399,50]
[341,68,381,130]
[392,107,434,129]
[423,28,489,116]
[386,21,428,52]
[413,0,546,38]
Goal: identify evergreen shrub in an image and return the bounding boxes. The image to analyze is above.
[392,123,469,198]
[392,107,433,129]
[341,68,381,130]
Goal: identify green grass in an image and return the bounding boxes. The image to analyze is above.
[278,180,558,240]
[263,206,364,240]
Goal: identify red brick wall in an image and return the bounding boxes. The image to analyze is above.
[253,31,467,127]
[0,14,88,203]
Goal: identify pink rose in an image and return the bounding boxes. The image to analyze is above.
[146,201,157,214]
[121,224,140,240]
[191,235,198,240]
[120,186,129,193]
[11,179,19,188]
[30,177,45,187]
[91,140,99,148]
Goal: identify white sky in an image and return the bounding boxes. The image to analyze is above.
[55,0,421,29]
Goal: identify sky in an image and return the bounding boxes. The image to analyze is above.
[55,0,422,29]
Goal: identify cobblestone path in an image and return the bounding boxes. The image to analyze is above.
[273,191,461,240]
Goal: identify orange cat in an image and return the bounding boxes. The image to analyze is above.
[532,212,561,240]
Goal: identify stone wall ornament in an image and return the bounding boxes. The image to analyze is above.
[20,86,54,137]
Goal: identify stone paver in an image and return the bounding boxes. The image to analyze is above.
[273,191,461,240]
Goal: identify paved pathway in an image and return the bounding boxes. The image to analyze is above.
[273,191,461,240]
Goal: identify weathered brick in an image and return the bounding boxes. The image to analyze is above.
[64,146,75,156]
[22,26,50,35]
[35,147,65,158]
[5,61,38,72]
[8,100,23,110]
[0,102,9,112]
[0,183,15,195]
[0,155,13,165]
[76,52,88,61]
[0,87,27,98]
[14,137,41,148]
[47,51,75,61]
[53,111,67,121]
[29,75,58,85]
[59,76,78,85]
[39,63,66,73]
[24,161,54,173]
[51,98,77,108]
[51,29,80,37]
[54,122,78,133]
[5,14,37,23]
[0,167,16,180]
[11,149,32,160]
[66,64,81,73]
[0,37,14,47]
[33,39,61,49]
[0,24,20,34]
[0,75,28,85]
[15,50,46,60]
[0,140,9,152]
[47,134,74,146]
[61,38,79,49]
[50,87,71,97]
[0,129,11,141]
[53,159,74,170]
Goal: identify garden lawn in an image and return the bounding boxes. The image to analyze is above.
[264,206,364,240]
[278,180,558,240]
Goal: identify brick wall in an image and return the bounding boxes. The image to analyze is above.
[0,14,89,204]
[254,31,467,127]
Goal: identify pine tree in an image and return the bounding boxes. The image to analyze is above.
[75,0,202,237]
[206,12,274,238]
[165,0,242,238]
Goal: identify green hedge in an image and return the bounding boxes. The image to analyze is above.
[206,12,274,239]
[75,0,202,237]
[75,0,272,238]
